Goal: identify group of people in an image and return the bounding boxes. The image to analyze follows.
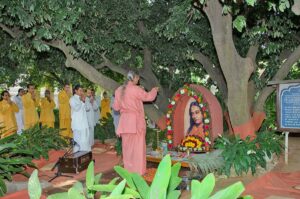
[0,83,115,152]
[1,70,160,176]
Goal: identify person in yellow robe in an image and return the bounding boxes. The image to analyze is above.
[100,91,111,119]
[40,90,56,128]
[58,83,72,138]
[0,90,19,138]
[22,84,39,130]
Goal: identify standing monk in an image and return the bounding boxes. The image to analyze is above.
[58,83,72,138]
[100,91,111,119]
[13,88,25,134]
[0,91,19,138]
[70,85,91,152]
[22,84,39,130]
[40,90,56,128]
[113,70,159,175]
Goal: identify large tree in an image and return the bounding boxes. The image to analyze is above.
[1,0,299,136]
[160,0,300,137]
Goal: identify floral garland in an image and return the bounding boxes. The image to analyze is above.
[165,84,211,150]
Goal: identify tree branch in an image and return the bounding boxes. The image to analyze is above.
[94,53,128,76]
[255,44,300,111]
[193,51,228,99]
[0,23,22,38]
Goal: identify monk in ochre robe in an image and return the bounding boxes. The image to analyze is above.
[100,91,111,119]
[0,91,19,138]
[113,70,158,175]
[22,84,39,130]
[58,84,72,138]
[186,101,205,139]
[40,90,56,128]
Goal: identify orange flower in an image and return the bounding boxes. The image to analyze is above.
[167,135,172,140]
[203,113,207,117]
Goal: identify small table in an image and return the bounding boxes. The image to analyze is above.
[146,155,190,168]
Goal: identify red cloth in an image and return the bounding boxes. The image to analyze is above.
[244,171,300,198]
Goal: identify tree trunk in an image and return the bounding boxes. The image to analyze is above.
[203,0,254,138]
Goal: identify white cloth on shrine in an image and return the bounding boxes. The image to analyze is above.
[70,95,91,152]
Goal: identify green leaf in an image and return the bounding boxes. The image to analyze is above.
[86,161,94,189]
[90,184,116,192]
[167,190,181,199]
[168,162,182,193]
[68,187,86,199]
[94,173,102,184]
[110,179,126,196]
[114,166,136,190]
[209,181,245,199]
[131,173,150,199]
[47,192,68,199]
[149,155,172,199]
[124,187,141,198]
[108,177,120,185]
[242,195,254,199]
[0,178,6,197]
[73,182,84,193]
[28,169,41,199]
[233,16,246,32]
[191,173,215,199]
[246,0,256,6]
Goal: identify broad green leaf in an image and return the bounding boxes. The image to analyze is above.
[131,173,150,199]
[73,182,84,193]
[168,163,182,193]
[0,178,6,196]
[47,192,68,199]
[90,184,116,192]
[108,177,120,185]
[114,166,136,190]
[246,0,256,6]
[86,161,94,189]
[124,187,141,198]
[110,179,126,196]
[149,155,172,199]
[94,173,102,184]
[209,181,245,199]
[167,190,181,199]
[242,195,254,199]
[28,170,41,199]
[191,173,215,199]
[104,194,134,199]
[68,187,85,199]
[233,16,246,32]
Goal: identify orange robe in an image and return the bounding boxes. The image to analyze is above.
[113,82,157,175]
[188,125,205,139]
[100,98,111,119]
[0,100,19,138]
[58,90,72,138]
[22,93,39,130]
[40,98,55,128]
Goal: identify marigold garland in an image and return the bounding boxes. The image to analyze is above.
[166,84,211,150]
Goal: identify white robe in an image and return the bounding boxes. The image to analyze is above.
[94,95,101,125]
[110,96,120,133]
[13,95,24,134]
[85,97,98,146]
[70,95,91,152]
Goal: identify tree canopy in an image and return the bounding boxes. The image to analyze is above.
[1,0,300,134]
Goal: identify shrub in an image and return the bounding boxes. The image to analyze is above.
[214,131,284,176]
[0,125,67,196]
